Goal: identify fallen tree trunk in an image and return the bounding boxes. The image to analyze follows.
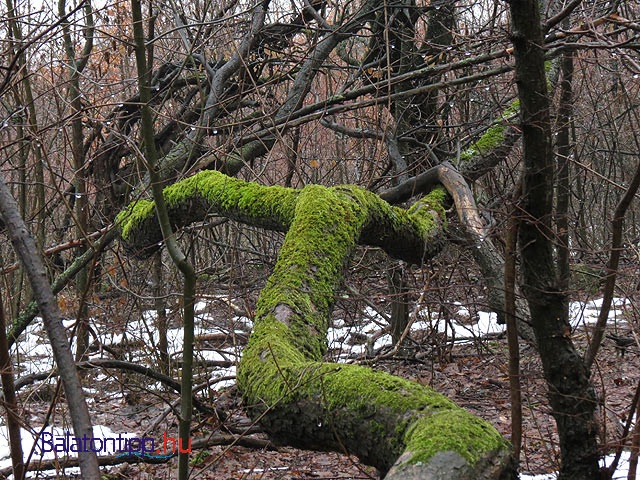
[118,170,515,479]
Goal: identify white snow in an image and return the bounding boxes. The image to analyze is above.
[521,449,636,479]
[569,297,627,328]
[326,296,630,360]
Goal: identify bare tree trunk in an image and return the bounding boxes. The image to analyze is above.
[504,203,521,462]
[153,253,170,375]
[0,294,25,479]
[5,0,46,247]
[57,0,95,363]
[386,262,409,349]
[509,1,600,477]
[555,37,573,293]
[0,175,101,479]
[583,134,640,370]
[128,0,217,474]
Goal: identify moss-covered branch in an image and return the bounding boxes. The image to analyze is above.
[117,170,447,264]
[118,173,514,479]
[236,185,513,478]
[117,171,299,257]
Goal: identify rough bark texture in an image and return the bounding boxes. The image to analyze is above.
[509,1,600,478]
[0,296,24,479]
[118,172,515,479]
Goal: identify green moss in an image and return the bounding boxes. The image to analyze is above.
[162,170,297,224]
[316,362,455,414]
[252,185,366,359]
[460,99,520,162]
[238,316,507,470]
[190,450,210,466]
[409,186,447,221]
[501,100,519,117]
[370,420,386,438]
[238,183,452,417]
[403,409,507,466]
[240,328,456,414]
[460,123,506,162]
[118,170,300,250]
[118,172,446,266]
[238,316,309,403]
[116,199,155,242]
[116,169,507,471]
[238,182,449,410]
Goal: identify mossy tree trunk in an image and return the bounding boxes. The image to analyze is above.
[118,170,515,479]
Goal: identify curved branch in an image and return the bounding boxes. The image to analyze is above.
[117,170,447,265]
[379,163,535,341]
[236,186,514,478]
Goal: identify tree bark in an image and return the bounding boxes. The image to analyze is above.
[129,0,201,474]
[504,202,522,462]
[0,294,24,479]
[508,1,600,478]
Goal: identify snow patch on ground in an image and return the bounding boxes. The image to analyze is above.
[4,296,634,478]
[327,296,629,360]
[521,449,635,479]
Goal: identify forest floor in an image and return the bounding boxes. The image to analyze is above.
[3,288,640,479]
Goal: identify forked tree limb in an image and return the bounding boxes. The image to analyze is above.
[118,172,516,479]
[119,164,533,343]
[117,170,448,264]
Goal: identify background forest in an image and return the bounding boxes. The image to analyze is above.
[1,0,640,478]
